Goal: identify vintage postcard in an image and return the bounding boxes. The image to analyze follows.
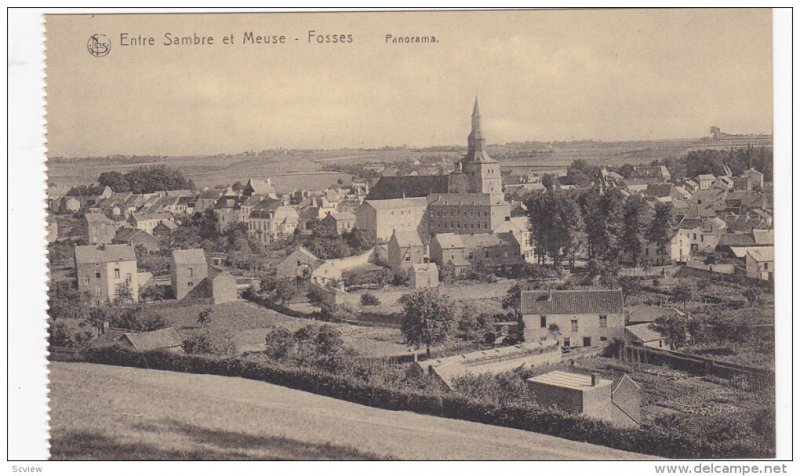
[12,7,790,465]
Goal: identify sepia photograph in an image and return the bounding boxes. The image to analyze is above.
[18,7,787,464]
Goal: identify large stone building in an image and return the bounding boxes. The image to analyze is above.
[75,244,139,306]
[354,98,510,241]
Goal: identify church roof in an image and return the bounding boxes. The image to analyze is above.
[366,175,450,200]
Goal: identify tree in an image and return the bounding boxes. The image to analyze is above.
[651,314,688,350]
[621,195,647,266]
[541,174,555,192]
[399,290,459,358]
[197,307,212,326]
[526,190,581,267]
[114,306,166,332]
[501,283,521,316]
[672,282,696,312]
[646,203,674,266]
[97,171,130,192]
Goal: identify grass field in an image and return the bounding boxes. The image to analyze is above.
[148,300,411,357]
[49,362,648,460]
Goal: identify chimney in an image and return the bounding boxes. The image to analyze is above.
[591,373,599,386]
[548,289,553,301]
[102,321,110,334]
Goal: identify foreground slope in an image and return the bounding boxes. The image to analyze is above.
[50,362,650,460]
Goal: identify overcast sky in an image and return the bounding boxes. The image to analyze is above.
[43,9,772,157]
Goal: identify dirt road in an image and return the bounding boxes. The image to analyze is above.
[50,362,652,460]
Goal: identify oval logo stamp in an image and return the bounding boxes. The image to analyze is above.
[87,34,111,57]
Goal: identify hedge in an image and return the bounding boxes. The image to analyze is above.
[80,347,773,459]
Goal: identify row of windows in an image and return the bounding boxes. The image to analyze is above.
[539,315,608,330]
[82,269,132,284]
[433,222,489,230]
[433,210,490,218]
[562,336,607,347]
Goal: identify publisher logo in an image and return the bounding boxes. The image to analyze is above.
[87,34,111,57]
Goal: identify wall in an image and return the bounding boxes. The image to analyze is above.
[523,312,624,348]
[527,381,584,414]
[687,260,735,275]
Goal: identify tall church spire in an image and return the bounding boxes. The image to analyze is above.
[468,96,485,154]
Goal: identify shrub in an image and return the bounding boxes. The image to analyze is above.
[360,293,381,306]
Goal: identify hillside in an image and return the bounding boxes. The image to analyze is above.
[49,362,649,460]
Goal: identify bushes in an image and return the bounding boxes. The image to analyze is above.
[80,346,773,459]
[360,293,381,306]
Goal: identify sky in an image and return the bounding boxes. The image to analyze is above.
[42,9,773,157]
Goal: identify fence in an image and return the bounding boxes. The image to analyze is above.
[615,343,773,384]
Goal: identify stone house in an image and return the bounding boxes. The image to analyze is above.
[387,230,426,273]
[75,244,139,306]
[171,248,208,301]
[521,289,625,349]
[112,227,161,253]
[409,263,439,289]
[81,212,119,245]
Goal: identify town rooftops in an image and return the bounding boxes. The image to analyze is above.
[75,244,136,264]
[122,328,182,352]
[527,370,612,390]
[521,289,624,315]
[366,175,450,200]
[717,233,756,247]
[325,211,356,221]
[113,227,155,242]
[130,211,173,222]
[171,248,207,266]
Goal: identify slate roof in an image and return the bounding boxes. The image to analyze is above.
[130,211,173,222]
[84,212,112,223]
[366,175,449,200]
[246,178,276,195]
[249,198,282,219]
[363,197,428,210]
[75,244,136,264]
[643,183,674,198]
[521,289,624,315]
[172,248,207,266]
[717,233,756,247]
[113,227,157,243]
[122,328,183,352]
[752,229,774,245]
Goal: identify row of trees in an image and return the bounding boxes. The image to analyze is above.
[525,188,674,270]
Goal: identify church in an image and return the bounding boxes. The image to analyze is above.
[356,98,511,241]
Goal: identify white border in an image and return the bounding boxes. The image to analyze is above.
[5,4,795,471]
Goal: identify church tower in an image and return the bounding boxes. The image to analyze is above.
[457,97,503,199]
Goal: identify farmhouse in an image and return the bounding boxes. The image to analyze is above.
[520,289,625,349]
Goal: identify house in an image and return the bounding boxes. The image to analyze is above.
[112,227,161,253]
[741,167,764,189]
[320,211,356,235]
[81,212,119,245]
[75,244,139,305]
[206,267,238,304]
[355,197,429,242]
[697,174,716,190]
[118,328,183,353]
[387,230,426,273]
[246,198,299,244]
[276,246,323,280]
[152,220,179,239]
[194,189,224,213]
[429,233,471,276]
[129,212,174,234]
[46,216,58,243]
[171,248,208,301]
[526,371,641,428]
[745,247,774,281]
[409,263,439,289]
[415,340,561,389]
[624,323,667,348]
[520,289,625,348]
[310,261,343,287]
[243,178,277,197]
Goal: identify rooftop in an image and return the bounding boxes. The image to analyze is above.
[528,370,612,390]
[172,248,207,266]
[75,244,136,264]
[521,289,624,316]
[366,175,449,200]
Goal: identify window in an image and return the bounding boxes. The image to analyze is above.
[95,272,101,279]
[187,281,193,287]
[404,255,411,262]
[571,319,578,332]
[125,273,131,283]
[599,315,607,328]
[600,336,608,342]
[563,337,571,347]
[114,269,120,279]
[764,263,768,270]
[83,276,89,285]
[540,316,547,328]
[583,337,592,347]
[188,267,194,277]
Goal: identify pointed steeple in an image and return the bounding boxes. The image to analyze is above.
[468,96,485,155]
[473,96,480,116]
